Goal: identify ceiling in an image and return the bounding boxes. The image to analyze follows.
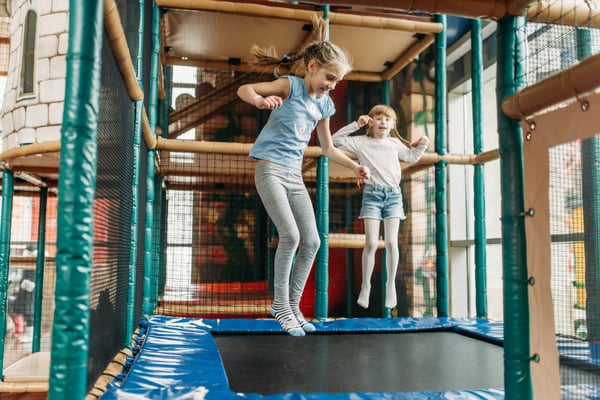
[159,0,443,82]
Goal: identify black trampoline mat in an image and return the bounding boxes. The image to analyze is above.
[214,331,504,395]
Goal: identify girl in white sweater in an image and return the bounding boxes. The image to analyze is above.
[333,104,429,309]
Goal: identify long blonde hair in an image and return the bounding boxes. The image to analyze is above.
[249,17,352,77]
[366,104,412,147]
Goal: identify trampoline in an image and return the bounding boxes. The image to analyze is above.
[100,316,507,399]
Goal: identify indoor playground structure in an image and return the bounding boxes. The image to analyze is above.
[1,0,600,399]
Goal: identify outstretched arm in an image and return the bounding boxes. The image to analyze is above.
[399,136,430,162]
[317,118,370,180]
[332,115,370,144]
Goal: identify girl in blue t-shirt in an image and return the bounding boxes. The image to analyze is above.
[238,41,370,336]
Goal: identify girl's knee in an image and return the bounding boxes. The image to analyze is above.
[384,238,398,251]
[364,240,379,253]
[303,235,321,252]
[279,230,300,250]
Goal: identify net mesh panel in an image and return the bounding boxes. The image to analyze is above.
[525,14,600,396]
[87,0,145,388]
[156,70,272,319]
[5,192,57,367]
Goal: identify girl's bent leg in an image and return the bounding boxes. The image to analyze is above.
[255,163,304,336]
[288,181,320,332]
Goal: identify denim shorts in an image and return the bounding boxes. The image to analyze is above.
[359,184,406,220]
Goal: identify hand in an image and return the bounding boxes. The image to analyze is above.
[412,136,430,147]
[356,115,371,128]
[355,165,370,180]
[254,95,283,110]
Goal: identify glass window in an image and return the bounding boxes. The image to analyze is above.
[19,10,36,96]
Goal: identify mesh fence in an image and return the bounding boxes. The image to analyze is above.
[85,0,148,389]
[524,16,600,398]
[4,193,57,368]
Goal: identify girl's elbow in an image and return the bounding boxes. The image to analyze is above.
[321,145,337,158]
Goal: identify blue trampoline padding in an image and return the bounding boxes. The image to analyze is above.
[557,336,600,367]
[100,315,506,400]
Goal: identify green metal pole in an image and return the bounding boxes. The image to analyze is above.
[143,2,161,315]
[123,0,146,347]
[0,170,14,374]
[434,14,449,317]
[314,4,331,320]
[345,80,355,318]
[581,126,600,342]
[32,186,48,353]
[496,15,532,399]
[471,19,488,319]
[381,80,392,318]
[156,63,171,304]
[49,1,104,398]
[575,28,600,341]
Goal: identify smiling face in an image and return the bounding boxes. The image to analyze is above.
[304,59,347,97]
[368,113,395,139]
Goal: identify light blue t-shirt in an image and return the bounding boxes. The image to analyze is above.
[249,75,336,170]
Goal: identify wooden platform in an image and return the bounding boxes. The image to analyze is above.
[1,351,49,399]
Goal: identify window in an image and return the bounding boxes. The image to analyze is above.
[19,9,36,96]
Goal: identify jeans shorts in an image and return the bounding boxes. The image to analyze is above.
[359,184,406,220]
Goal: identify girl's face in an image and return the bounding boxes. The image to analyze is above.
[305,59,347,97]
[369,113,395,138]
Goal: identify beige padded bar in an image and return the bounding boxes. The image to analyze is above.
[104,0,143,101]
[418,148,499,165]
[528,0,600,28]
[157,0,316,21]
[162,56,385,82]
[328,233,384,249]
[143,108,157,149]
[502,52,600,119]
[326,12,441,34]
[157,137,500,168]
[381,35,435,81]
[0,141,61,164]
[297,0,534,20]
[105,0,157,150]
[157,0,442,34]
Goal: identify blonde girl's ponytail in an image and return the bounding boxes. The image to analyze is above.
[248,16,351,78]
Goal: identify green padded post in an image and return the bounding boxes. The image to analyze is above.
[32,186,48,353]
[0,170,14,374]
[471,19,488,318]
[124,0,146,347]
[314,4,331,321]
[345,80,355,318]
[496,15,532,400]
[49,1,104,398]
[575,28,600,341]
[381,80,392,318]
[143,2,161,315]
[434,14,449,317]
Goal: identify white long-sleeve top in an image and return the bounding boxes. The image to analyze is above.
[332,121,429,187]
